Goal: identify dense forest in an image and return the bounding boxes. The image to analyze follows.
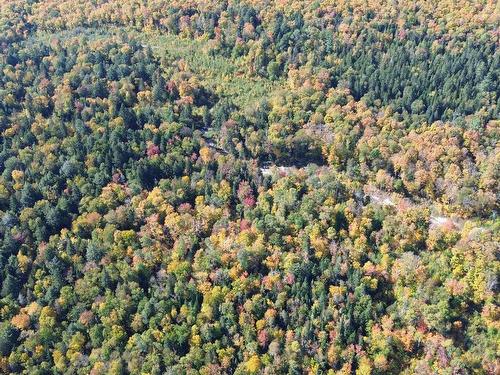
[0,1,498,374]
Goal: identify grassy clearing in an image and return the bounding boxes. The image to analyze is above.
[134,31,284,108]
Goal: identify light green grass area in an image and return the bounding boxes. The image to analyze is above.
[133,31,284,108]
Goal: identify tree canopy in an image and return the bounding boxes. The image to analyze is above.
[0,1,498,374]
